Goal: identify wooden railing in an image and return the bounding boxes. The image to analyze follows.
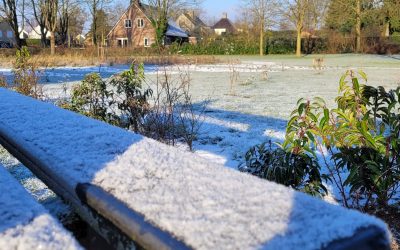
[0,88,391,250]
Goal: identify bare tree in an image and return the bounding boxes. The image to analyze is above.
[325,0,367,53]
[58,0,70,45]
[107,1,128,26]
[58,0,84,46]
[235,7,258,47]
[84,0,110,46]
[0,0,22,48]
[281,0,310,57]
[305,0,329,32]
[28,0,48,48]
[242,0,279,56]
[44,0,58,55]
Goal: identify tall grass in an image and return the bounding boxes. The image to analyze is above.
[0,47,220,67]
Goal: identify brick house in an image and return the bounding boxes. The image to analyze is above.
[176,11,210,43]
[107,0,188,48]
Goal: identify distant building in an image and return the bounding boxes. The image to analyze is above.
[19,28,29,39]
[0,20,16,47]
[74,34,85,45]
[212,13,236,36]
[28,25,50,39]
[107,0,188,48]
[176,11,209,43]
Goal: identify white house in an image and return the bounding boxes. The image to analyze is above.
[75,34,85,45]
[19,28,29,39]
[211,13,236,36]
[28,25,50,39]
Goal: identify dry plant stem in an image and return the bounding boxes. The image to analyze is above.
[229,61,239,95]
[317,142,349,207]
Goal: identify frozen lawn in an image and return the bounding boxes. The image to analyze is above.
[38,54,400,168]
[1,54,399,207]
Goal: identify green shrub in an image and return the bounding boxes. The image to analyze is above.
[169,36,259,55]
[390,32,400,44]
[283,71,400,208]
[25,39,43,47]
[239,142,327,197]
[64,73,117,123]
[62,63,153,132]
[266,37,296,54]
[110,64,153,132]
[241,71,399,207]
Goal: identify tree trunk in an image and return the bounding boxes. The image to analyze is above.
[40,26,47,48]
[381,22,390,38]
[14,30,22,48]
[92,5,97,46]
[296,27,302,57]
[10,7,21,48]
[355,0,362,53]
[259,19,264,56]
[50,31,55,55]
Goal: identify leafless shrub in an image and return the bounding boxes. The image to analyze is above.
[260,65,270,80]
[175,82,206,151]
[143,64,205,150]
[312,57,325,72]
[228,61,240,95]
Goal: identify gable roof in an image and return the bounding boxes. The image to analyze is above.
[166,19,188,38]
[212,18,236,33]
[182,12,206,27]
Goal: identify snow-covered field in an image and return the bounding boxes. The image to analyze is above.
[40,54,400,168]
[1,54,400,213]
[4,54,400,168]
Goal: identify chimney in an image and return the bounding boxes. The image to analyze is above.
[222,13,227,19]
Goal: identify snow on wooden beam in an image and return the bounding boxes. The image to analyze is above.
[0,88,392,250]
[0,165,82,250]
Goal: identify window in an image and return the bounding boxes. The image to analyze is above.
[0,31,2,38]
[125,19,132,28]
[144,38,150,47]
[137,18,144,28]
[117,38,128,48]
[6,31,13,38]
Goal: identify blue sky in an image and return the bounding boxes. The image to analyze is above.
[202,0,241,21]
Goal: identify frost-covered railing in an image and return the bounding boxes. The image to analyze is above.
[0,88,392,250]
[0,165,82,249]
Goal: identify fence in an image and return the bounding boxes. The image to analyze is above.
[0,88,392,250]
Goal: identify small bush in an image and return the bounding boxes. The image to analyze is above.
[64,73,117,124]
[12,46,42,98]
[241,71,400,207]
[62,62,204,152]
[283,71,400,208]
[110,64,152,132]
[239,142,327,197]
